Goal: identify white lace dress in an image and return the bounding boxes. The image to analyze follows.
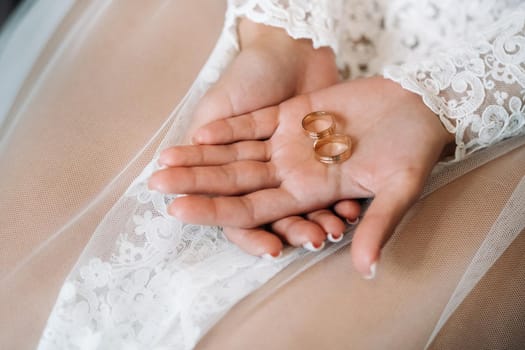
[31,0,525,349]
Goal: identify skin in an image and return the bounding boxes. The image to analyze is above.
[173,19,361,258]
[149,77,455,277]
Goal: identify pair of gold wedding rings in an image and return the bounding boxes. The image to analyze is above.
[302,111,352,164]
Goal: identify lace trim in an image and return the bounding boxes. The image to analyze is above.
[384,9,525,160]
[225,0,344,52]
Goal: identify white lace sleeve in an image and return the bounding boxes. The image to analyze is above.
[384,9,525,161]
[225,0,344,52]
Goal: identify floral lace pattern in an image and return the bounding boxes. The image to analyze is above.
[39,1,525,349]
[40,157,314,349]
[384,8,525,159]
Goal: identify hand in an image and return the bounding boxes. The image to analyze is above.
[173,19,361,257]
[150,77,455,277]
[185,18,339,139]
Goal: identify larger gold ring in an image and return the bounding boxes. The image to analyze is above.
[302,111,335,140]
[314,134,352,164]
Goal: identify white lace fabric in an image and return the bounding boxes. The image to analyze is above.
[0,0,518,349]
[384,8,525,160]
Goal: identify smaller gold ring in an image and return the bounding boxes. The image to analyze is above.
[314,134,352,164]
[302,111,336,140]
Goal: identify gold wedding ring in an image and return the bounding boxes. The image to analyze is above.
[302,111,336,140]
[302,111,352,165]
[314,134,352,164]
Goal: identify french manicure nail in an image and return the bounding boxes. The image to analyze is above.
[327,232,344,243]
[262,251,283,260]
[346,217,360,226]
[303,241,325,252]
[363,262,377,280]
[191,134,204,145]
[156,156,166,166]
[147,180,159,191]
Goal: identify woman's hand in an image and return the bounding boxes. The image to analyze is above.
[185,18,339,139]
[174,19,360,258]
[150,77,455,277]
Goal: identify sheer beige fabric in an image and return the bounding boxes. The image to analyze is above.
[0,1,523,349]
[0,1,224,348]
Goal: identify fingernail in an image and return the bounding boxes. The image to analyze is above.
[346,217,360,226]
[303,241,325,252]
[327,232,344,243]
[157,155,167,166]
[147,171,164,191]
[147,179,158,191]
[191,133,204,145]
[262,251,283,260]
[363,262,377,280]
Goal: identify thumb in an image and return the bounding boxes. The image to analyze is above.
[187,50,297,144]
[350,179,422,279]
[184,82,235,144]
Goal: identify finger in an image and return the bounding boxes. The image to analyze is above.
[333,199,362,224]
[222,226,283,258]
[149,160,279,195]
[185,63,264,140]
[191,50,289,125]
[192,106,279,145]
[182,88,231,144]
[158,141,270,167]
[168,189,300,228]
[306,209,346,243]
[185,79,267,143]
[350,181,422,279]
[271,216,326,251]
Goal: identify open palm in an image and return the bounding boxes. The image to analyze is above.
[170,20,362,258]
[151,77,454,276]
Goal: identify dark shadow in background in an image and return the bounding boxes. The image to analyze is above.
[0,0,23,31]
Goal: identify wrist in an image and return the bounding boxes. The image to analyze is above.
[417,98,456,159]
[389,79,456,159]
[239,18,309,50]
[238,18,338,93]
